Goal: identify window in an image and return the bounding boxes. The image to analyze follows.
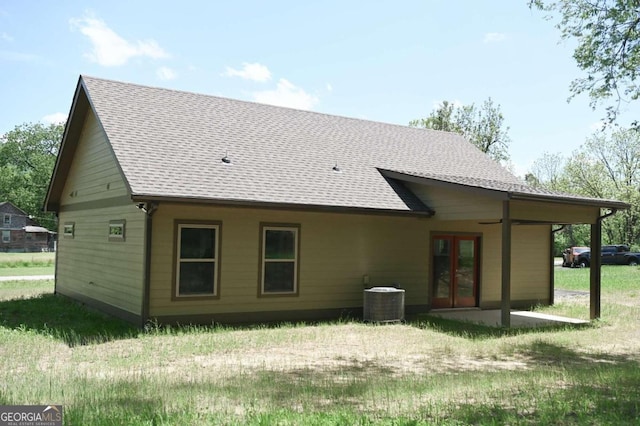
[108,220,126,241]
[174,222,220,298]
[3,214,10,227]
[259,224,300,295]
[63,223,74,238]
[1,230,9,243]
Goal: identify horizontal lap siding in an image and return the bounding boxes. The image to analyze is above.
[478,224,551,306]
[56,109,144,316]
[59,111,128,206]
[511,200,599,224]
[510,225,551,302]
[57,205,145,314]
[406,183,502,221]
[149,205,430,317]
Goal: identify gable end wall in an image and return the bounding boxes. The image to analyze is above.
[55,109,145,322]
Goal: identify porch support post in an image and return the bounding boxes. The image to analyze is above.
[590,220,602,319]
[501,200,512,328]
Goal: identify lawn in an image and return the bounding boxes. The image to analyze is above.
[0,267,638,425]
[0,252,55,276]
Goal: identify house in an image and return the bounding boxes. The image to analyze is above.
[44,76,629,327]
[0,201,53,252]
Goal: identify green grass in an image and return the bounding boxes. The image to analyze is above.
[555,264,640,291]
[0,252,55,276]
[0,267,638,424]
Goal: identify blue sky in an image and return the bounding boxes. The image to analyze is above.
[1,1,638,177]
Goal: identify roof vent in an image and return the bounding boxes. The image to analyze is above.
[221,151,231,164]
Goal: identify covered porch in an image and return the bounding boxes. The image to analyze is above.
[500,197,628,327]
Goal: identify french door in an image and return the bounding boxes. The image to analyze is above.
[431,235,479,309]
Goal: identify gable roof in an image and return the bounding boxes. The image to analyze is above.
[0,201,28,216]
[46,76,628,214]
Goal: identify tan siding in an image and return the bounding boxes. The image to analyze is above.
[56,204,146,315]
[55,108,143,316]
[149,205,431,317]
[511,200,599,224]
[59,110,128,206]
[149,205,552,318]
[406,182,502,221]
[478,224,551,305]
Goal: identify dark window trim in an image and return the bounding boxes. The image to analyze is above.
[108,219,126,242]
[171,219,222,301]
[258,222,301,298]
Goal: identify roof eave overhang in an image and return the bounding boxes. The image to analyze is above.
[379,169,630,211]
[130,194,434,218]
[508,193,630,210]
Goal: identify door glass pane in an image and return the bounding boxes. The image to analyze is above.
[433,239,451,298]
[456,240,475,298]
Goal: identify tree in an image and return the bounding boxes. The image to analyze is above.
[531,0,640,124]
[527,152,566,190]
[0,122,64,230]
[410,98,511,163]
[528,127,640,249]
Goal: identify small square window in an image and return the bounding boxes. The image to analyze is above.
[108,220,126,241]
[259,224,300,296]
[63,223,74,238]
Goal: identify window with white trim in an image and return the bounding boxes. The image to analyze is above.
[260,224,299,295]
[1,230,9,243]
[3,214,10,227]
[175,223,220,297]
[63,223,74,238]
[108,220,126,241]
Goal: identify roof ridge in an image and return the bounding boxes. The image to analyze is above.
[80,75,458,138]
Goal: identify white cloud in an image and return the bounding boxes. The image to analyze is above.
[70,16,169,66]
[326,83,333,92]
[223,62,271,82]
[1,32,13,42]
[157,66,177,80]
[253,78,319,110]
[43,112,67,124]
[0,50,38,62]
[483,32,507,43]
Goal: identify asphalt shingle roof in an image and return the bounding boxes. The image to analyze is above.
[77,76,625,213]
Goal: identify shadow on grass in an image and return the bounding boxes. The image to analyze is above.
[0,293,138,346]
[408,314,594,340]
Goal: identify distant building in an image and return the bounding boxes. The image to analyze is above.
[0,201,55,252]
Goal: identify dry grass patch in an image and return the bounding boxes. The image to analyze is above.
[0,266,639,424]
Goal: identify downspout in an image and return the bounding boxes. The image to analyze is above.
[53,212,60,296]
[139,202,158,328]
[550,225,566,305]
[590,208,617,320]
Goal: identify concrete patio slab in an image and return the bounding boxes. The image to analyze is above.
[427,309,589,328]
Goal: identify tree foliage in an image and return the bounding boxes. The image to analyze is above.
[531,0,640,124]
[0,122,63,230]
[529,127,640,251]
[410,98,511,163]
